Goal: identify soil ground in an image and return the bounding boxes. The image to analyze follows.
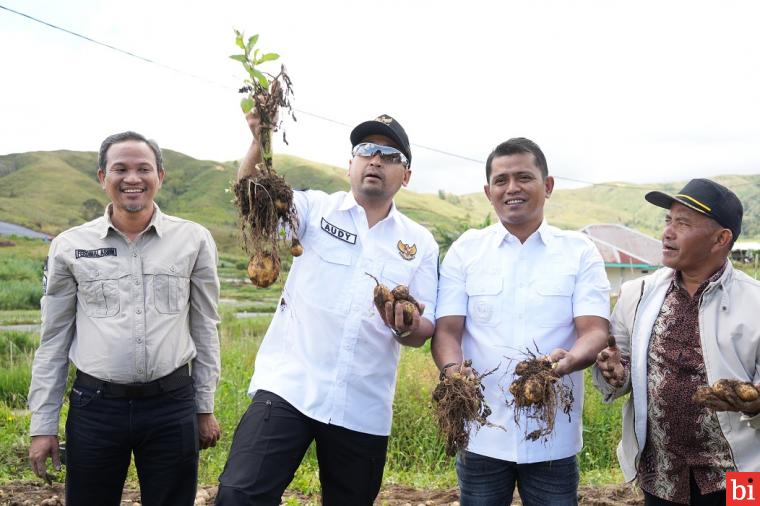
[0,481,644,505]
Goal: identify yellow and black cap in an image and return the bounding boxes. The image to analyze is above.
[645,178,743,241]
[350,114,412,166]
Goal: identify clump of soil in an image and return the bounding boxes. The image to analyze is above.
[234,171,300,288]
[694,378,760,405]
[508,350,574,442]
[366,273,424,325]
[432,360,498,456]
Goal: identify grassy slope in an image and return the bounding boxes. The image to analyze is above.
[0,151,476,253]
[1,150,758,250]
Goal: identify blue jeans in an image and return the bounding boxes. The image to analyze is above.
[456,451,579,506]
[65,380,199,506]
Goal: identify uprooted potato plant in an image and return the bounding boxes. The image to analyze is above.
[230,30,300,287]
[508,348,574,442]
[432,360,499,456]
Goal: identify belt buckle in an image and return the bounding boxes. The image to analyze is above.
[121,382,153,398]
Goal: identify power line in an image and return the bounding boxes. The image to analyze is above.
[2,4,755,191]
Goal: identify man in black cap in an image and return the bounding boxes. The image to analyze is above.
[593,179,760,505]
[214,113,439,505]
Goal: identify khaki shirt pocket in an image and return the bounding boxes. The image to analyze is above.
[146,264,191,314]
[74,264,123,318]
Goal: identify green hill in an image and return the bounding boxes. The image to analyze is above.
[455,175,760,241]
[0,150,758,252]
[0,150,481,252]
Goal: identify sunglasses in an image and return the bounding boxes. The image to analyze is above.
[352,142,409,167]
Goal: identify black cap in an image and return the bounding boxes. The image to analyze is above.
[350,114,412,166]
[645,178,743,241]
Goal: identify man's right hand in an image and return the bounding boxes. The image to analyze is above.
[29,435,60,480]
[595,336,627,388]
[245,110,263,140]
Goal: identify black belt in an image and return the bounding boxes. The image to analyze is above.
[75,364,192,399]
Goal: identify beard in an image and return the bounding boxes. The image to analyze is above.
[123,202,146,213]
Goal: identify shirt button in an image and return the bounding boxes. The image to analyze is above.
[134,278,140,285]
[170,265,176,272]
[137,368,143,374]
[137,338,142,343]
[136,308,142,314]
[132,252,137,257]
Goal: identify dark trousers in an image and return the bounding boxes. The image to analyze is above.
[643,472,726,506]
[216,390,388,506]
[64,380,199,506]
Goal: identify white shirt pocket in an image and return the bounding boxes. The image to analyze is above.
[534,274,575,327]
[306,237,353,313]
[381,262,414,288]
[466,275,503,327]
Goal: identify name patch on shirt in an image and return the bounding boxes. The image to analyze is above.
[75,248,117,259]
[321,218,357,244]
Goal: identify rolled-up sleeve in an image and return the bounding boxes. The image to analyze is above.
[189,227,221,413]
[435,243,468,319]
[572,242,611,319]
[408,235,439,326]
[28,238,77,436]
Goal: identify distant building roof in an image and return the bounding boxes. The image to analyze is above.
[580,224,661,267]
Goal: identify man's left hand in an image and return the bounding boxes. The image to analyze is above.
[699,384,760,416]
[384,301,425,339]
[197,413,221,450]
[547,348,577,377]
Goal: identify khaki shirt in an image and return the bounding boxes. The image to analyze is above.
[29,205,221,436]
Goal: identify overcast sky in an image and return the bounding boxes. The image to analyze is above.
[1,0,759,194]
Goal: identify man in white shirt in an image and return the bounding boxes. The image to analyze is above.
[215,113,439,505]
[432,138,610,505]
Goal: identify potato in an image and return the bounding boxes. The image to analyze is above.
[735,383,760,402]
[396,300,417,326]
[524,378,544,404]
[693,385,713,404]
[366,273,394,316]
[247,251,280,288]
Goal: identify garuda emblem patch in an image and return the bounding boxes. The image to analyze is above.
[397,240,417,261]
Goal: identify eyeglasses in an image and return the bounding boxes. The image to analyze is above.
[352,142,409,167]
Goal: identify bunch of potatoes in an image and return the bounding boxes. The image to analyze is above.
[694,379,760,404]
[366,273,423,325]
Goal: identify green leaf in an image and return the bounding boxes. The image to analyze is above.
[252,69,269,89]
[229,54,248,63]
[246,34,259,52]
[240,97,255,114]
[257,52,280,63]
[234,31,245,50]
[243,62,256,79]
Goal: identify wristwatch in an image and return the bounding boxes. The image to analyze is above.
[392,328,411,338]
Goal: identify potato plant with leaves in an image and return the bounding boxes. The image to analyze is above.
[230,30,300,288]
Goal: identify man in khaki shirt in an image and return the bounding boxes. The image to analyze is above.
[28,131,222,506]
